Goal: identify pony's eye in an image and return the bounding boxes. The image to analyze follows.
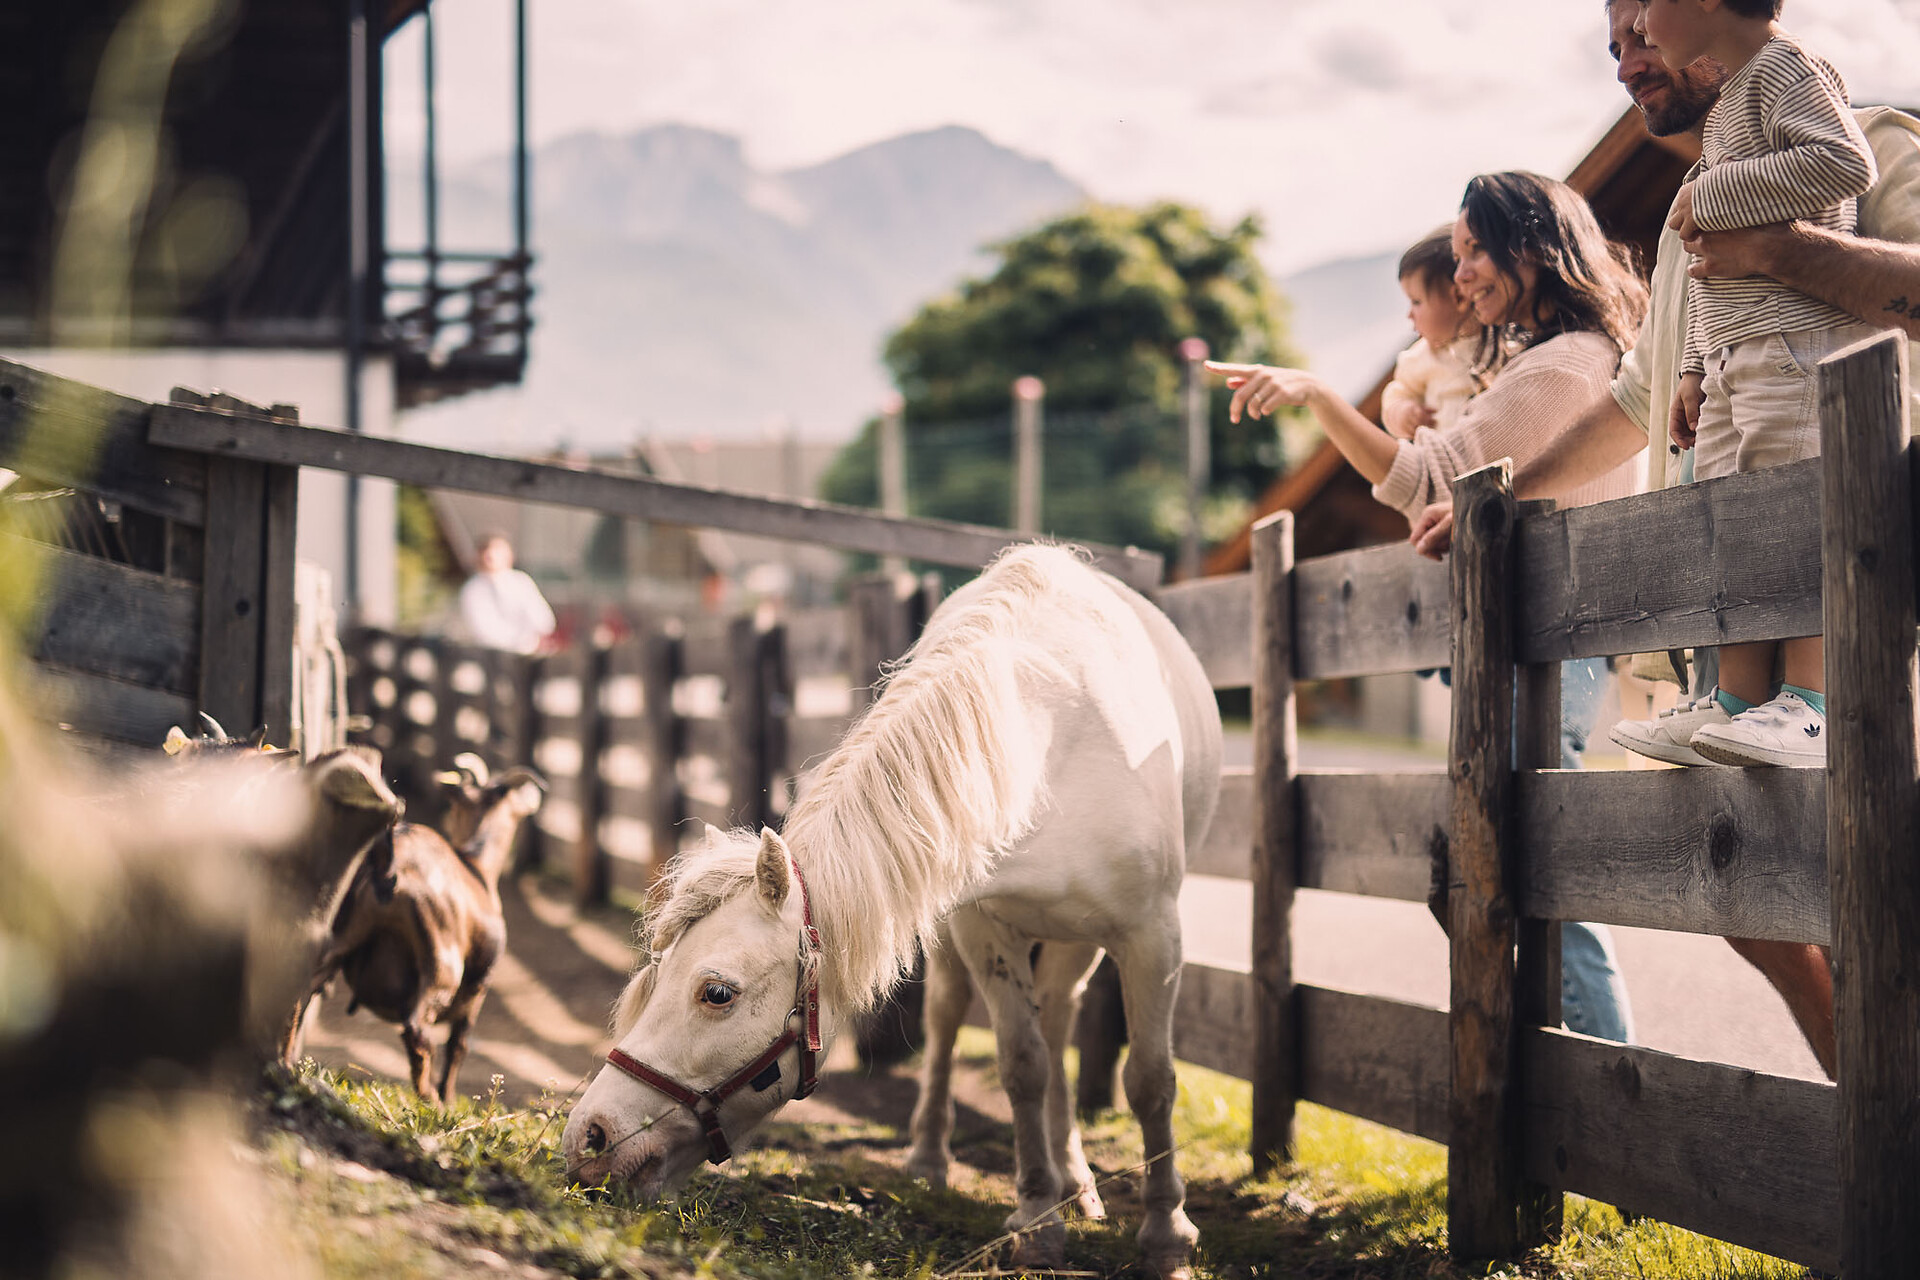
[699,981,735,1007]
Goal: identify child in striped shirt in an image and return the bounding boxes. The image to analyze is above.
[1614,0,1878,770]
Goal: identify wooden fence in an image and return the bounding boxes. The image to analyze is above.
[0,362,308,753]
[5,339,1918,1275]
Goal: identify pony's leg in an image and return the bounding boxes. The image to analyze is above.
[1110,917,1200,1280]
[945,907,1066,1271]
[1033,940,1106,1219]
[905,923,973,1187]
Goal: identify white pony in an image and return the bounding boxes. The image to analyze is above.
[561,544,1222,1280]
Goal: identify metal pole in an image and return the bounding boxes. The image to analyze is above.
[513,0,529,267]
[1179,336,1210,581]
[1012,376,1044,536]
[879,393,906,575]
[422,5,438,306]
[344,0,370,614]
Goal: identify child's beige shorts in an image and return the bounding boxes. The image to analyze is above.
[1693,321,1884,482]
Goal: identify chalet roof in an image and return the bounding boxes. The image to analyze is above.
[1201,104,1701,577]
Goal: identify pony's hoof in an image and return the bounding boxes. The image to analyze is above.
[1143,1257,1193,1280]
[903,1157,948,1191]
[1005,1219,1067,1271]
[1069,1182,1106,1220]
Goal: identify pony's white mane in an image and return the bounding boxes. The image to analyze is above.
[614,546,1105,1030]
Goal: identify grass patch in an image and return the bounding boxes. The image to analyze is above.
[255,1032,1820,1279]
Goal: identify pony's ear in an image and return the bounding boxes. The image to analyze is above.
[755,827,791,912]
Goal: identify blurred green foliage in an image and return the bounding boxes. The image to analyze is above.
[822,201,1313,558]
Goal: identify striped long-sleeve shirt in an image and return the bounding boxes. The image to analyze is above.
[1685,34,1877,371]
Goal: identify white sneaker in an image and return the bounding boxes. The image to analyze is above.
[1609,692,1734,767]
[1689,690,1826,768]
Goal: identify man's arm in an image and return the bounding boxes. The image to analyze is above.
[1510,392,1647,500]
[1686,222,1920,340]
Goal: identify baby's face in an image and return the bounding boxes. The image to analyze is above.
[1402,273,1469,350]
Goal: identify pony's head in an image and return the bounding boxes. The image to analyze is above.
[562,826,837,1199]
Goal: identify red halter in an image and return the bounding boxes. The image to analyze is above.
[603,855,824,1165]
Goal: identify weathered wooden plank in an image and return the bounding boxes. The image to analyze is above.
[1447,462,1526,1259]
[1294,541,1452,680]
[724,617,773,831]
[1299,770,1448,902]
[2,534,199,695]
[1170,963,1254,1080]
[1189,767,1251,880]
[259,464,298,744]
[1300,985,1450,1146]
[0,359,206,525]
[574,645,612,907]
[1820,330,1920,1279]
[24,664,197,747]
[1518,768,1828,945]
[1521,1028,1838,1272]
[1516,457,1821,662]
[681,717,727,760]
[1155,574,1252,690]
[639,630,683,894]
[1250,513,1298,1172]
[147,407,1164,588]
[198,456,267,737]
[1512,639,1565,1242]
[677,617,734,680]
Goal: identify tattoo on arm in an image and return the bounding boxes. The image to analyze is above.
[1888,296,1912,318]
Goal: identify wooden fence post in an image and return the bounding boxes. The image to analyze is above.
[725,615,772,831]
[1447,460,1522,1261]
[1249,510,1297,1174]
[1511,500,1562,1248]
[641,624,685,886]
[1821,330,1920,1279]
[574,643,612,907]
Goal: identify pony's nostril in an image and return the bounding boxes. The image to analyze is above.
[584,1122,608,1155]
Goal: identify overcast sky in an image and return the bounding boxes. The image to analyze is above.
[385,0,1920,273]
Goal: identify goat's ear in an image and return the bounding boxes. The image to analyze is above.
[755,827,791,912]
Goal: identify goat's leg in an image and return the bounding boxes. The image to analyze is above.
[905,923,972,1188]
[434,986,489,1105]
[946,907,1065,1273]
[401,1016,435,1100]
[1727,938,1835,1078]
[1110,912,1199,1280]
[1034,940,1106,1219]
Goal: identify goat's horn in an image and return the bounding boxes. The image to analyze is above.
[197,711,230,741]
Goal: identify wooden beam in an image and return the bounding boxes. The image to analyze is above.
[147,407,1164,588]
[197,456,268,737]
[1521,1028,1838,1273]
[1249,512,1298,1173]
[1515,458,1822,662]
[1294,541,1452,679]
[1446,461,1523,1261]
[3,534,199,695]
[1299,770,1448,902]
[0,359,206,525]
[1154,573,1252,689]
[1820,330,1920,1279]
[1518,767,1828,945]
[1301,984,1450,1145]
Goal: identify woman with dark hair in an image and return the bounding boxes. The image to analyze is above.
[1208,170,1648,523]
[1208,171,1651,1045]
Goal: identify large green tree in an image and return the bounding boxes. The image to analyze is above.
[822,201,1308,558]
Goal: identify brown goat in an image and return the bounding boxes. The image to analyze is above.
[160,720,403,1065]
[304,759,545,1102]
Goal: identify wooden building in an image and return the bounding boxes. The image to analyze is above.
[0,0,532,623]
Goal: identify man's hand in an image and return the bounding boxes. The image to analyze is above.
[1666,180,1700,240]
[1205,361,1326,423]
[1382,398,1435,439]
[1668,371,1704,450]
[1683,223,1791,281]
[1409,502,1454,561]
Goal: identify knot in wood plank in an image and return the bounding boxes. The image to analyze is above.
[1705,811,1742,873]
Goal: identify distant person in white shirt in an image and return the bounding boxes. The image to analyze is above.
[459,533,555,654]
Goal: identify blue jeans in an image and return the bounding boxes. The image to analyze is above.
[1558,657,1636,1044]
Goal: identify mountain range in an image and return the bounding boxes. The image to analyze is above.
[389,124,1409,449]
